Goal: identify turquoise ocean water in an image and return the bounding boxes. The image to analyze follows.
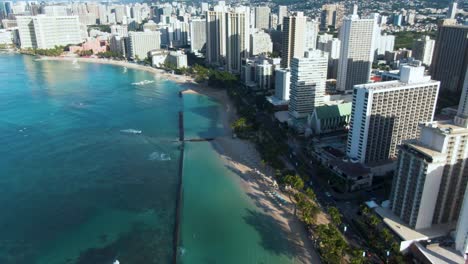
[0,54,303,264]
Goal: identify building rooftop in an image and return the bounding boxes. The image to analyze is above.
[410,242,465,264]
[328,157,371,178]
[403,141,447,162]
[314,102,352,120]
[423,120,468,136]
[375,207,455,243]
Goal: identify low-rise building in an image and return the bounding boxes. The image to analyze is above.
[308,102,352,134]
[166,50,187,69]
[69,38,108,54]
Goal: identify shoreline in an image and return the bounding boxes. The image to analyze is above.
[194,86,321,263]
[34,54,319,263]
[35,56,197,85]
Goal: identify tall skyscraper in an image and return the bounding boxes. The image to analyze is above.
[190,18,206,53]
[17,15,81,49]
[206,10,226,66]
[390,68,468,230]
[320,3,345,30]
[430,20,468,94]
[226,8,250,73]
[254,6,270,29]
[277,5,287,26]
[289,49,328,121]
[346,66,440,164]
[412,36,435,66]
[280,12,306,69]
[336,12,376,91]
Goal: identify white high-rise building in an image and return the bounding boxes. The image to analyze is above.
[289,49,328,121]
[337,11,376,91]
[280,12,307,69]
[305,20,319,50]
[412,36,435,66]
[275,68,291,101]
[278,5,287,26]
[254,6,270,29]
[390,68,468,231]
[110,24,128,37]
[226,7,250,73]
[347,66,439,164]
[377,33,395,56]
[206,10,226,66]
[190,18,206,53]
[126,31,161,60]
[113,5,126,24]
[250,29,272,56]
[17,15,81,49]
[43,6,68,16]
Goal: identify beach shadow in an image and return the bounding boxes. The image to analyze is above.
[242,209,305,259]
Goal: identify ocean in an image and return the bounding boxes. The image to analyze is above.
[0,54,302,264]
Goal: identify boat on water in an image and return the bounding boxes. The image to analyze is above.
[120,129,142,134]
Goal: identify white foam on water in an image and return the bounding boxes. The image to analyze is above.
[148,151,171,161]
[131,80,154,86]
[120,129,142,134]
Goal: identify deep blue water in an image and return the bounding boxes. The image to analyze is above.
[0,54,182,263]
[0,54,306,264]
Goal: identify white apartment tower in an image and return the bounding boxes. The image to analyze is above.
[337,12,376,91]
[289,49,328,120]
[206,10,226,66]
[254,6,270,29]
[390,68,468,230]
[126,31,161,60]
[280,12,307,69]
[305,20,319,50]
[278,5,287,26]
[250,29,273,56]
[346,66,440,164]
[190,18,206,53]
[226,8,250,73]
[17,15,82,49]
[412,36,435,66]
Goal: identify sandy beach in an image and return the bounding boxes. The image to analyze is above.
[36,55,321,263]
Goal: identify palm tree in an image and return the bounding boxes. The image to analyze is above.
[328,207,342,226]
[305,187,316,201]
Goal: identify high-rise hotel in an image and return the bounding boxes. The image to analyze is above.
[346,66,440,164]
[17,15,82,49]
[289,49,328,122]
[390,69,468,231]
